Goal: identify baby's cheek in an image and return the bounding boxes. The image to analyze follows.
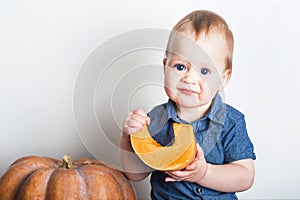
[164,85,176,98]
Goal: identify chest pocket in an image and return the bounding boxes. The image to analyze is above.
[195,121,225,164]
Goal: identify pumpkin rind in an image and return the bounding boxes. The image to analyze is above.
[0,156,58,199]
[130,123,197,171]
[17,168,54,200]
[0,155,136,200]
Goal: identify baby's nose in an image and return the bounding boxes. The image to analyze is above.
[181,68,199,84]
[181,74,197,84]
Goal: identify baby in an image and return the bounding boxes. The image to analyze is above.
[120,10,256,199]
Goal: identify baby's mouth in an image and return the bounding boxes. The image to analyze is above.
[177,88,198,95]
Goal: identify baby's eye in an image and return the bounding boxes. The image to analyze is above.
[200,68,210,75]
[174,64,187,71]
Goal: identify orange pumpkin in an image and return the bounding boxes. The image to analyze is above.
[0,154,136,200]
[130,123,196,171]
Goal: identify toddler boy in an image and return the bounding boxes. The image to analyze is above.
[120,10,256,199]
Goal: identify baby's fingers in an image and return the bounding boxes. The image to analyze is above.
[164,170,193,182]
[123,109,150,135]
[184,144,204,171]
[194,144,204,161]
[131,109,150,125]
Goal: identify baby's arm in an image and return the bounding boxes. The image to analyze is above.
[165,144,255,192]
[120,109,151,181]
[198,158,254,192]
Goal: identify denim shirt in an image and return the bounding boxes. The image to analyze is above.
[147,94,256,200]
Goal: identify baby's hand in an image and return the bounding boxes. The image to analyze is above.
[165,144,207,183]
[122,109,150,136]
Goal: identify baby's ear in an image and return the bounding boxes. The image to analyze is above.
[163,58,167,66]
[163,58,167,73]
[221,68,232,87]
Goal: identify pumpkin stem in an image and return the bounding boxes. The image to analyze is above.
[62,154,73,169]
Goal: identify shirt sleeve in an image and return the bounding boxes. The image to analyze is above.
[223,116,256,163]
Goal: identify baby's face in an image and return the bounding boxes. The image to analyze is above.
[164,31,230,109]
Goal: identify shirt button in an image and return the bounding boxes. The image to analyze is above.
[197,187,202,193]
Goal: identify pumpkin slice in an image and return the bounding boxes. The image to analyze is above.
[130,123,196,171]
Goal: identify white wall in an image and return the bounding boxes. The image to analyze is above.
[1,0,300,199]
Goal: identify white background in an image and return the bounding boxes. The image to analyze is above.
[1,1,300,199]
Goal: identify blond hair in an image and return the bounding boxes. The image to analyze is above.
[169,10,234,71]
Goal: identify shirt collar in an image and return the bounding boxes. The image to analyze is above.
[206,93,226,125]
[165,93,226,125]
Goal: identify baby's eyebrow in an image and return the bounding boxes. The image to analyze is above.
[197,63,213,68]
[168,55,189,64]
[191,63,214,71]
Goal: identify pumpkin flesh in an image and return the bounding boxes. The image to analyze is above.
[130,123,196,171]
